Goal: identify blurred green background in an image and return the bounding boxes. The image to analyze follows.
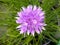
[0,0,60,45]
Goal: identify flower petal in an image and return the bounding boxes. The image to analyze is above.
[16,25,22,29]
[22,7,26,11]
[42,27,45,30]
[27,30,30,35]
[27,5,32,10]
[35,29,40,34]
[17,12,22,17]
[33,5,37,11]
[31,30,35,36]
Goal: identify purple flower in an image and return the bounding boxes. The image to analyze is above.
[16,5,46,36]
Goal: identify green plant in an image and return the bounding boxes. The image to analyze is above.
[0,0,60,45]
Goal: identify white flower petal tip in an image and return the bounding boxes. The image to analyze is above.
[15,17,19,19]
[27,32,29,35]
[44,24,47,26]
[33,5,37,11]
[35,30,40,34]
[20,31,23,34]
[27,30,30,35]
[27,5,32,8]
[31,32,35,36]
[38,7,42,10]
[16,25,22,29]
[32,34,34,36]
[37,32,40,34]
[22,7,26,11]
[42,27,46,30]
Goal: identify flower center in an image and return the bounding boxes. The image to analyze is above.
[32,19,37,24]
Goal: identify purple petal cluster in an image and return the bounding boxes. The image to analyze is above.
[16,5,46,36]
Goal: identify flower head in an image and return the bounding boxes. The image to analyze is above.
[16,5,46,36]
